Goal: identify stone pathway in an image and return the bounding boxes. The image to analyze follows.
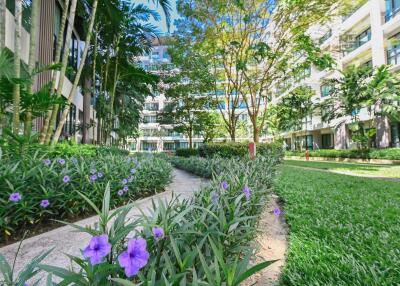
[243,194,288,286]
[0,168,207,281]
[287,165,400,183]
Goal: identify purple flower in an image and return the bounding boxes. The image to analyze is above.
[9,192,22,203]
[90,174,98,182]
[97,172,103,178]
[83,234,111,265]
[90,169,97,175]
[221,181,229,190]
[274,207,281,217]
[118,238,149,277]
[118,189,124,196]
[128,176,134,183]
[40,199,50,208]
[63,175,70,183]
[58,159,65,165]
[122,179,128,185]
[130,168,136,174]
[211,191,219,206]
[123,186,129,192]
[242,186,251,201]
[43,159,51,166]
[152,227,164,239]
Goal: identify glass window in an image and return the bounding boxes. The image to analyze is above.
[322,134,333,149]
[320,84,333,97]
[387,33,400,66]
[386,0,400,21]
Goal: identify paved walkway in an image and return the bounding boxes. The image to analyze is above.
[0,168,207,281]
[287,165,400,183]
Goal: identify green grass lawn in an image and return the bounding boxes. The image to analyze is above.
[276,165,400,285]
[284,159,400,179]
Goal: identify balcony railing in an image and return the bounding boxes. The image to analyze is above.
[342,29,371,56]
[385,6,400,22]
[319,30,332,45]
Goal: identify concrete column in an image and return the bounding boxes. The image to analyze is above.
[370,0,386,66]
[334,124,347,149]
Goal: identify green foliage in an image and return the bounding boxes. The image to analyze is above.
[175,148,199,157]
[285,148,400,160]
[276,165,400,285]
[198,142,284,159]
[0,153,172,242]
[38,154,281,285]
[0,142,129,159]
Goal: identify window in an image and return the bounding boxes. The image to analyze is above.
[6,0,32,30]
[344,27,371,54]
[319,29,332,44]
[53,3,62,60]
[385,0,400,22]
[391,123,400,147]
[387,33,400,66]
[141,142,157,151]
[322,134,333,149]
[163,142,176,151]
[144,103,159,111]
[320,85,333,97]
[143,116,157,123]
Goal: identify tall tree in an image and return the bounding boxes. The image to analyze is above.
[23,0,41,137]
[179,0,358,142]
[12,0,22,134]
[51,0,99,145]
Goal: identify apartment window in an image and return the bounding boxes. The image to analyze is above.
[344,27,371,55]
[68,34,79,71]
[53,3,62,60]
[319,29,332,44]
[178,142,189,149]
[385,0,400,22]
[391,123,400,147]
[387,33,400,66]
[6,0,32,30]
[322,134,333,149]
[163,142,176,151]
[151,51,160,60]
[144,102,159,111]
[141,142,157,151]
[143,116,157,123]
[320,84,333,97]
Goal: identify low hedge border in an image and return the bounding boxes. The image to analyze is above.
[285,148,400,160]
[198,142,284,159]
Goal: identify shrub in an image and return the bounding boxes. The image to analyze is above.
[0,152,172,243]
[35,155,281,285]
[285,148,400,160]
[175,148,199,157]
[199,141,284,159]
[0,143,129,160]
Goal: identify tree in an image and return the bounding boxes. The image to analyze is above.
[197,111,226,143]
[12,0,22,134]
[23,0,40,137]
[178,0,359,142]
[320,65,400,149]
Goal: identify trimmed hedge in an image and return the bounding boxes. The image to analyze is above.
[0,143,129,159]
[198,142,284,159]
[175,148,199,157]
[285,148,400,160]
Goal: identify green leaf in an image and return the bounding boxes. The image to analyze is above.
[232,260,278,286]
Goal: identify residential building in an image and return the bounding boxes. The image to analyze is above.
[278,0,400,150]
[3,0,98,143]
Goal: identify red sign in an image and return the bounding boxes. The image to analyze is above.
[249,142,256,160]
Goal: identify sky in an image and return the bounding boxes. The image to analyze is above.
[134,0,179,34]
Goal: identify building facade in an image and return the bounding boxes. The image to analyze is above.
[3,0,98,143]
[279,0,400,150]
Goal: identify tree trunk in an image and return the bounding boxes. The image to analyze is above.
[39,0,70,143]
[12,0,22,135]
[24,0,41,137]
[189,129,193,149]
[82,77,91,143]
[91,27,97,144]
[51,0,98,145]
[0,0,5,49]
[253,127,260,143]
[44,0,78,144]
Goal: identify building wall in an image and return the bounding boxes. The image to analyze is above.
[4,1,97,143]
[280,0,400,150]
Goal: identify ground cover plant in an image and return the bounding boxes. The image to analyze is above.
[0,149,283,285]
[0,152,172,243]
[276,165,400,285]
[285,148,400,160]
[285,159,400,178]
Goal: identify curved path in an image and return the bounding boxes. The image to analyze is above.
[0,168,208,281]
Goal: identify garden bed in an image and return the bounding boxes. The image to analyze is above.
[0,152,172,244]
